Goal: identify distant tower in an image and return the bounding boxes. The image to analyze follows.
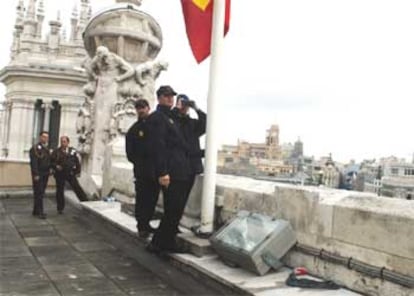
[292,137,303,159]
[265,124,281,160]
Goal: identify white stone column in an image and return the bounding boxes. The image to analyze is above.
[42,102,52,132]
[0,102,7,158]
[7,99,35,160]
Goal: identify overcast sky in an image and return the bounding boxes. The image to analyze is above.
[1,0,414,163]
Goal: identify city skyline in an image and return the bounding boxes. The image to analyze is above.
[1,0,414,163]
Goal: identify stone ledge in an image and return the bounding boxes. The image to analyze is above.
[78,199,361,296]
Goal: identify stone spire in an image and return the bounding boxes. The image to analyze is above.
[36,0,45,38]
[80,0,90,23]
[26,0,37,20]
[116,0,142,6]
[70,4,78,41]
[15,0,25,28]
[76,0,91,41]
[48,11,62,52]
[23,0,38,38]
[11,0,25,59]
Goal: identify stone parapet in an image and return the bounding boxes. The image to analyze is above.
[214,174,414,295]
[0,159,56,188]
[97,165,413,294]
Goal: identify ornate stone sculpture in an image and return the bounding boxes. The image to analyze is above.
[76,45,167,154]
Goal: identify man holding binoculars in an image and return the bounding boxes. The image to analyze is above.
[172,94,207,216]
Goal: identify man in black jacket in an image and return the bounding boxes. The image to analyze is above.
[51,136,87,214]
[29,131,51,219]
[172,94,206,207]
[146,85,191,254]
[125,99,159,238]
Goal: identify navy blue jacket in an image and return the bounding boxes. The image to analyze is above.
[147,105,191,181]
[171,108,206,175]
[125,116,156,180]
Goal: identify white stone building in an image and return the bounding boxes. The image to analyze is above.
[0,0,91,160]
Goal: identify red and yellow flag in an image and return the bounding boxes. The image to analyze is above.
[181,0,231,63]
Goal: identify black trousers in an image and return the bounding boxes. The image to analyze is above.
[185,174,196,204]
[32,174,49,215]
[151,179,190,250]
[55,173,88,211]
[135,177,160,231]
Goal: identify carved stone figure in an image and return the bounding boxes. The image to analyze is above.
[81,57,97,97]
[135,60,168,101]
[90,46,134,83]
[76,97,93,154]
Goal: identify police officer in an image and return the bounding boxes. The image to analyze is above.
[146,85,191,254]
[172,94,206,204]
[126,99,159,238]
[29,131,51,219]
[51,136,87,214]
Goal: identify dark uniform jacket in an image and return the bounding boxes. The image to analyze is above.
[51,147,81,176]
[171,108,206,175]
[125,116,155,180]
[147,105,191,181]
[29,143,51,177]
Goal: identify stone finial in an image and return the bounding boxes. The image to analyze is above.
[115,0,142,6]
[49,19,62,35]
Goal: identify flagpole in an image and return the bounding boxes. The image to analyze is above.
[200,0,226,234]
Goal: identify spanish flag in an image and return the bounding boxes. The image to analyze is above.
[181,0,231,63]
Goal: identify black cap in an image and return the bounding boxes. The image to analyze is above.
[134,98,149,109]
[177,94,190,102]
[156,85,177,98]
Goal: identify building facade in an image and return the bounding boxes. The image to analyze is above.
[0,0,90,160]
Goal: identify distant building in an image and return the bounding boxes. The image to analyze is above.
[281,142,294,160]
[217,124,292,177]
[381,161,414,199]
[355,156,414,199]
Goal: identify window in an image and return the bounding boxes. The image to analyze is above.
[391,168,399,175]
[404,169,414,176]
[49,100,61,149]
[32,100,61,149]
[32,99,45,145]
